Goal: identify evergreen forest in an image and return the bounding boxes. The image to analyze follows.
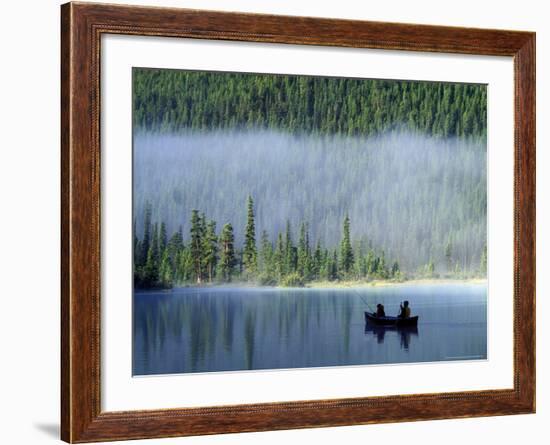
[133,68,487,289]
[134,68,487,139]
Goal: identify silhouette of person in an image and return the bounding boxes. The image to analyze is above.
[376,303,386,317]
[399,300,411,318]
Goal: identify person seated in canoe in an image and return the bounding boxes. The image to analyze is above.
[376,303,386,318]
[398,300,411,319]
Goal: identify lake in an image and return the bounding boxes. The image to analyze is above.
[133,283,487,376]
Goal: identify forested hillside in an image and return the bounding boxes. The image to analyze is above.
[133,68,487,288]
[133,69,487,139]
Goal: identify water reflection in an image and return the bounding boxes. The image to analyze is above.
[133,284,487,375]
[364,324,419,350]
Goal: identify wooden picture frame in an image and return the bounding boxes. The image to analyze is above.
[61,1,535,442]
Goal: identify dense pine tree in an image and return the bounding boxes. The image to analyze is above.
[339,215,354,275]
[140,202,152,267]
[259,230,275,283]
[159,222,167,253]
[284,221,296,275]
[219,223,236,282]
[274,233,285,280]
[190,210,204,284]
[297,222,311,279]
[243,196,257,276]
[203,220,218,283]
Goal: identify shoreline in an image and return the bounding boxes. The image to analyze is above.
[136,278,487,292]
[305,278,487,289]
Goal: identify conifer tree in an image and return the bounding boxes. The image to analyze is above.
[143,246,159,287]
[151,222,159,264]
[259,230,274,278]
[178,247,194,283]
[159,250,172,287]
[274,232,285,279]
[297,222,310,279]
[284,220,296,274]
[339,214,354,275]
[312,240,322,280]
[219,223,236,282]
[167,230,183,262]
[203,220,218,282]
[320,249,328,280]
[330,250,338,281]
[378,251,388,279]
[190,210,204,283]
[243,196,258,275]
[391,260,400,277]
[159,222,168,253]
[366,249,375,278]
[140,201,152,267]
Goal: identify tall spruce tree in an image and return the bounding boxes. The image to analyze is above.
[219,223,236,282]
[297,222,310,279]
[275,232,285,279]
[339,214,354,275]
[158,250,172,287]
[259,230,274,278]
[330,250,338,280]
[151,222,159,264]
[284,220,296,274]
[312,240,322,280]
[319,249,329,280]
[140,201,152,267]
[190,210,204,284]
[243,196,257,275]
[159,222,168,253]
[203,220,218,282]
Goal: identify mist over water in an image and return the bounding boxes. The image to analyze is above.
[133,129,486,271]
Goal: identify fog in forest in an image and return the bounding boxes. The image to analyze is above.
[133,130,486,272]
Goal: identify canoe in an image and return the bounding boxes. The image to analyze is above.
[364,323,418,336]
[364,311,419,327]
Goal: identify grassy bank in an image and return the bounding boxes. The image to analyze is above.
[159,277,487,291]
[305,277,487,289]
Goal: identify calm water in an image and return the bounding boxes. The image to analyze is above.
[133,284,487,376]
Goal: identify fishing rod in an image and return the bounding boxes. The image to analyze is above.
[351,288,376,313]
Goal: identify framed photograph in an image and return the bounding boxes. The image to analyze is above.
[61,2,535,442]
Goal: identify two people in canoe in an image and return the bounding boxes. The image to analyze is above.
[374,300,411,319]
